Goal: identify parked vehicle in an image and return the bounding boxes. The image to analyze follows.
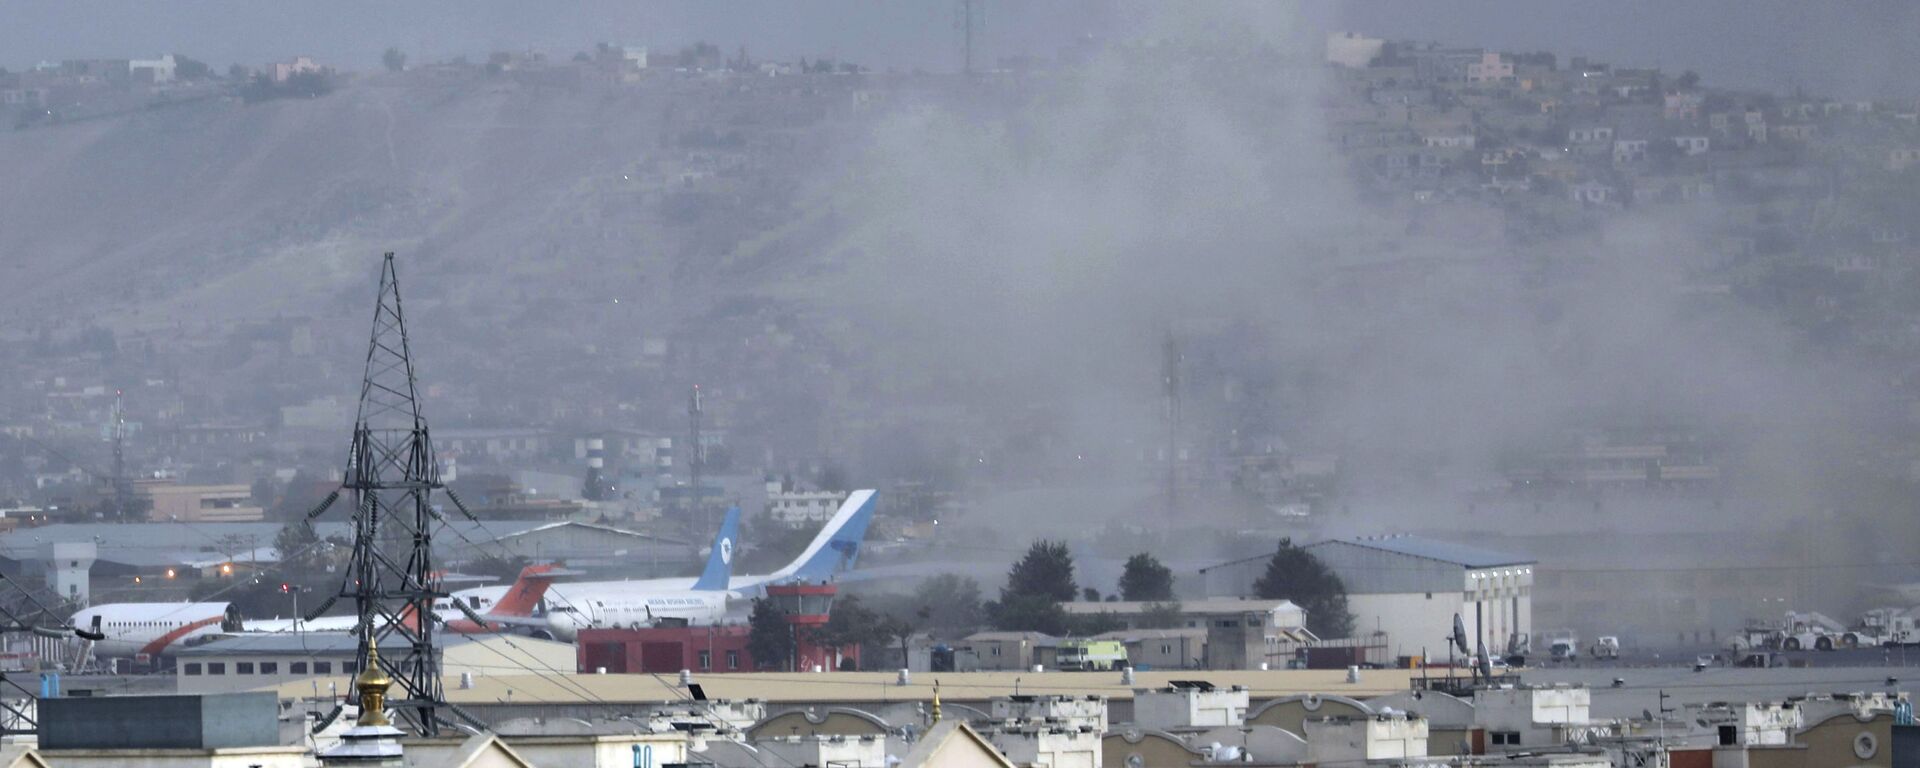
[1547,631,1581,663]
[1781,611,1846,651]
[1055,640,1127,671]
[1590,636,1621,660]
[1727,618,1785,652]
[1847,608,1920,648]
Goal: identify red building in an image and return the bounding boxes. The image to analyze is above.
[579,625,752,674]
[576,583,860,673]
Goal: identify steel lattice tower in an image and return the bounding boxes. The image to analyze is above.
[338,252,446,735]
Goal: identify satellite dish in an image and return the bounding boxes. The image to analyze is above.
[1452,614,1471,656]
[1476,641,1492,679]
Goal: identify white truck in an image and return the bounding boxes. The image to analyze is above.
[1547,630,1581,663]
[1844,608,1920,648]
[1590,636,1621,660]
[1727,618,1782,653]
[1780,611,1847,651]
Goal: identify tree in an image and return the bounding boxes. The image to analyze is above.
[1119,553,1175,601]
[988,593,1070,636]
[1252,539,1354,638]
[988,540,1083,634]
[1138,601,1184,629]
[1082,587,1101,602]
[469,552,530,582]
[174,55,212,80]
[383,47,407,73]
[911,574,983,634]
[273,520,321,572]
[747,598,793,670]
[1003,540,1076,603]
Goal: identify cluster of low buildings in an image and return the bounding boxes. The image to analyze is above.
[1324,32,1920,216]
[7,666,1909,767]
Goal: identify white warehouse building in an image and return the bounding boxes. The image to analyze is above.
[1198,535,1535,660]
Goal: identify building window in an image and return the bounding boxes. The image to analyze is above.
[260,662,279,674]
[315,662,333,674]
[698,650,711,670]
[291,662,308,674]
[726,651,740,670]
[236,662,255,674]
[207,663,226,675]
[1491,731,1521,746]
[184,663,202,676]
[991,646,1001,656]
[1160,644,1172,655]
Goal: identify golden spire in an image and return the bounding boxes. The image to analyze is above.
[930,680,942,725]
[355,641,394,727]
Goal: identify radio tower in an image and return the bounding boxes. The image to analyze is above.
[1162,332,1182,521]
[109,390,132,521]
[687,384,705,530]
[336,253,447,735]
[955,0,982,74]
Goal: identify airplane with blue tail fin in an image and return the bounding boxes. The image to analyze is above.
[445,494,873,639]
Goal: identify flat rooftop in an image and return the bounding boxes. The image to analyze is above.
[256,669,1418,705]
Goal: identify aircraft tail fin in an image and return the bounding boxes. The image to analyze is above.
[770,489,876,584]
[488,564,560,617]
[692,507,742,591]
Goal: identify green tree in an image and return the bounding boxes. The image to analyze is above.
[911,574,983,635]
[1119,553,1175,601]
[469,552,530,582]
[383,47,407,73]
[273,520,321,571]
[1252,539,1354,638]
[988,593,1070,635]
[747,597,793,670]
[1003,540,1076,602]
[990,540,1100,635]
[1138,601,1184,629]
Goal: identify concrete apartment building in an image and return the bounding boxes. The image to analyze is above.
[141,482,263,523]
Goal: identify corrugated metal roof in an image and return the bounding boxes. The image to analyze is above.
[1060,599,1300,615]
[1309,535,1533,568]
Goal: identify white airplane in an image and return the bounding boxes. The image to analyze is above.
[68,601,231,660]
[454,489,876,640]
[72,564,560,659]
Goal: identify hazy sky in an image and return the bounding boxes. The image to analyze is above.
[6,1,1917,99]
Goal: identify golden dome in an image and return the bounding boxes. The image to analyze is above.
[355,642,394,727]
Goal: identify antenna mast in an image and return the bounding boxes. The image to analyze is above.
[956,0,982,75]
[1162,332,1182,521]
[110,390,131,521]
[688,384,705,531]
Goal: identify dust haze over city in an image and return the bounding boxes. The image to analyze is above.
[4,2,1920,759]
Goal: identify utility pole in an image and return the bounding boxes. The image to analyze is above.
[110,390,131,521]
[321,253,450,736]
[1162,332,1182,522]
[955,0,981,75]
[688,384,705,532]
